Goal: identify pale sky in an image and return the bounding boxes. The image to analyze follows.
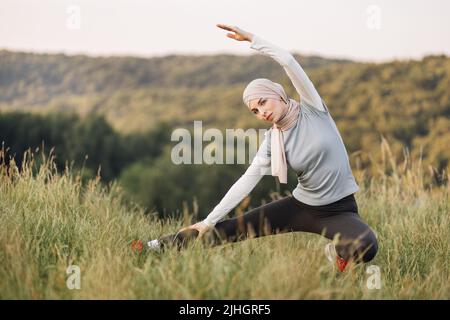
[1,0,449,62]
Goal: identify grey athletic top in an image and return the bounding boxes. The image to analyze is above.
[259,99,359,206]
[202,34,359,228]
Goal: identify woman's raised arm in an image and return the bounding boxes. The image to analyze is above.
[217,24,324,111]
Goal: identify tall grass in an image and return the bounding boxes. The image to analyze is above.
[0,142,449,299]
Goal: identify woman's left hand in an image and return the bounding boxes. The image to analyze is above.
[217,24,254,42]
[179,221,212,238]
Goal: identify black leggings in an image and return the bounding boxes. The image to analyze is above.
[159,193,378,263]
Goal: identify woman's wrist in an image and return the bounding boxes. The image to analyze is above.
[202,219,215,228]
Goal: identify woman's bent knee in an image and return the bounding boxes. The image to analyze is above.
[338,229,379,263]
[358,231,378,263]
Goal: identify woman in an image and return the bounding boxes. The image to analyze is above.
[145,24,378,271]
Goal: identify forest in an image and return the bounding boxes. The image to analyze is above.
[1,49,449,219]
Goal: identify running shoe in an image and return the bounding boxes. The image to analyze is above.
[324,242,348,272]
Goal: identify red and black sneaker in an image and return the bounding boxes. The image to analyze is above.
[336,255,348,272]
[325,243,349,272]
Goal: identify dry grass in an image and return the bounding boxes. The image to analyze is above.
[0,143,449,299]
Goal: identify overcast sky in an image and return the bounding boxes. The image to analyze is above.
[1,0,449,62]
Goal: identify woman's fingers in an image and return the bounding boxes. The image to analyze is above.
[216,23,235,32]
[179,222,211,240]
[217,24,241,36]
[217,23,251,42]
[179,224,199,233]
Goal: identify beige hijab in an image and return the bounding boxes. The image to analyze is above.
[243,78,300,184]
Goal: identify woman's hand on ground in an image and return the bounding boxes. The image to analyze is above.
[217,24,254,42]
[179,221,212,238]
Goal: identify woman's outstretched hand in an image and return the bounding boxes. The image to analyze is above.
[179,221,212,239]
[217,24,254,42]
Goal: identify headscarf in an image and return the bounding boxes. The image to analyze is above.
[243,78,300,184]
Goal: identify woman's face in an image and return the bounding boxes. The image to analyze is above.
[249,97,287,123]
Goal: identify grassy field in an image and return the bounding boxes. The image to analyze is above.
[0,147,449,299]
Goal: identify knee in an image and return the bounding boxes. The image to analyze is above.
[356,231,378,263]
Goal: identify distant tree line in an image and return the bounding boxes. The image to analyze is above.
[0,111,292,219]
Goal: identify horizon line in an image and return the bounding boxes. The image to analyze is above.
[1,46,448,65]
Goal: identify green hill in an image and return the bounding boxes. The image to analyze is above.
[1,51,449,176]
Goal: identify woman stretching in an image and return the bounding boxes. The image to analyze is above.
[144,24,378,271]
